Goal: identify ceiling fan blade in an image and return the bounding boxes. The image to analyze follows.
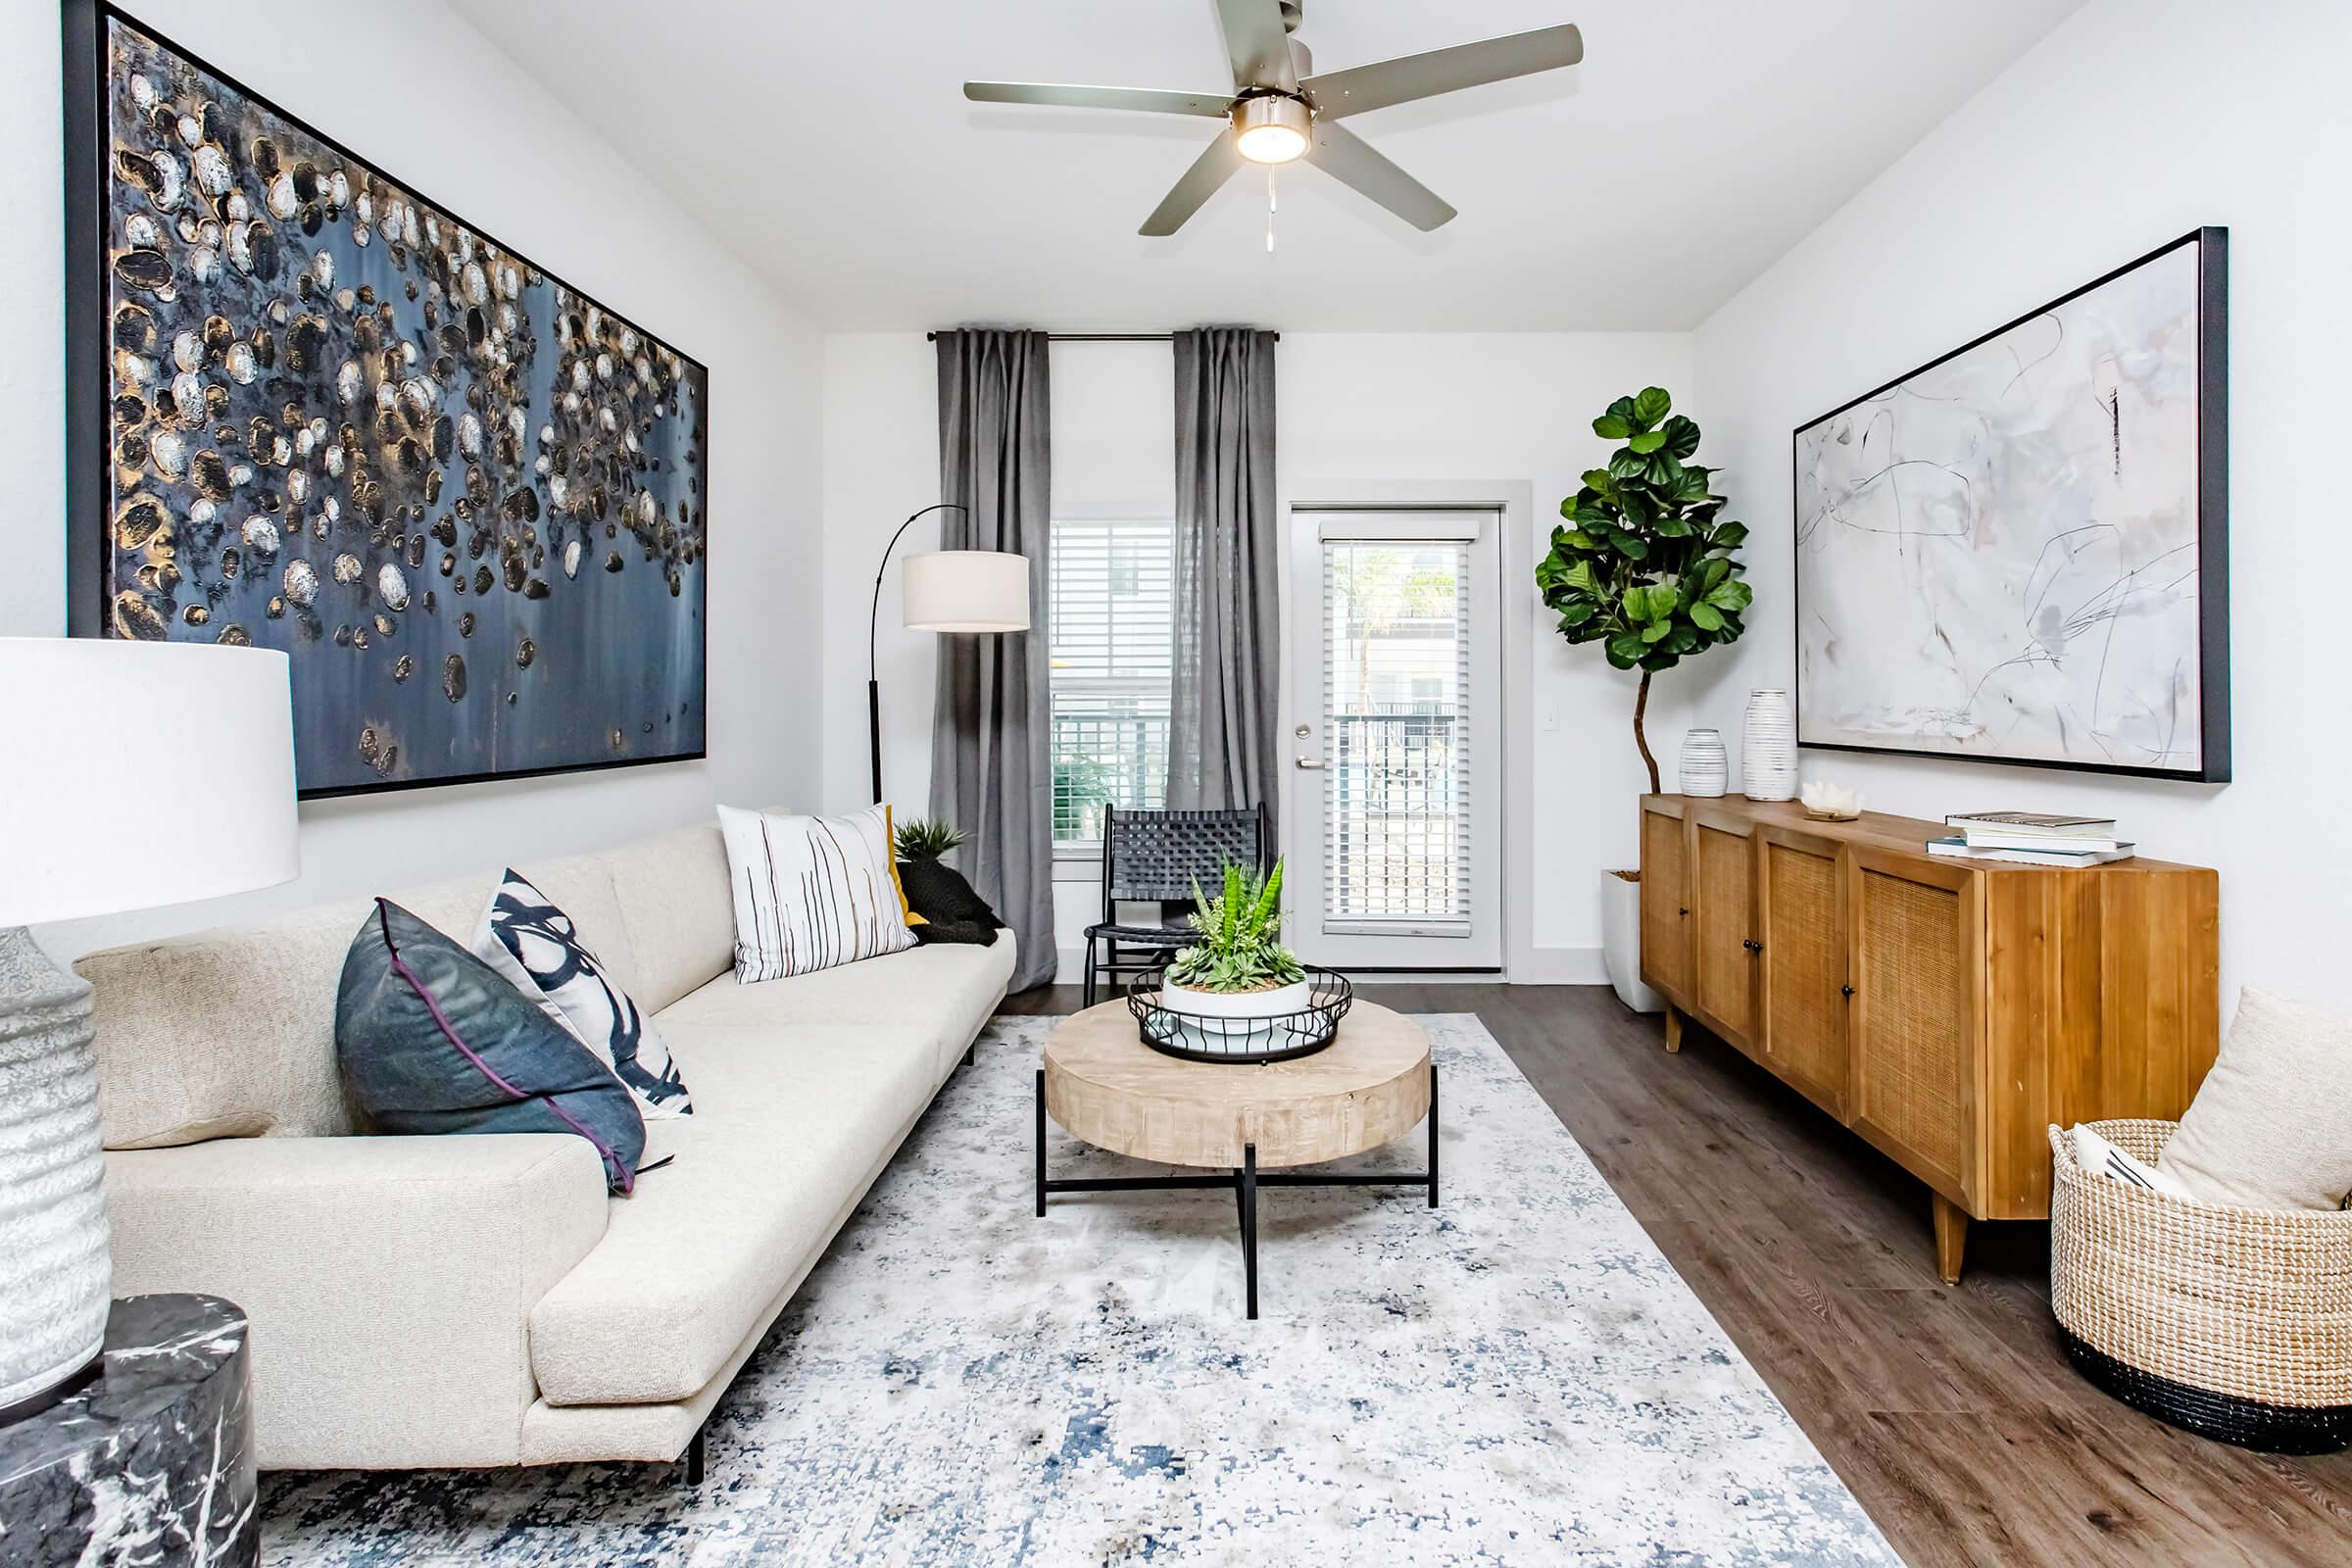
[1301,23,1585,121]
[963,81,1233,118]
[1304,121,1455,231]
[1141,131,1242,236]
[1212,0,1298,92]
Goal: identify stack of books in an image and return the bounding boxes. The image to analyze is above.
[1928,811,2136,867]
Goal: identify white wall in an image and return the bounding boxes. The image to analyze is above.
[822,330,1697,981]
[1691,0,2352,1009]
[8,1,824,959]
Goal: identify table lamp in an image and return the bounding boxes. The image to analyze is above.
[865,503,1032,803]
[0,637,298,1419]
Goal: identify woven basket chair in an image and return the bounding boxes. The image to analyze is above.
[2048,1119,2352,1453]
[1081,804,1269,1007]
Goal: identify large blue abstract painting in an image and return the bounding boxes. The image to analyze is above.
[69,5,709,796]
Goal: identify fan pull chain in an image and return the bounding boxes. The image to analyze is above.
[1266,164,1278,254]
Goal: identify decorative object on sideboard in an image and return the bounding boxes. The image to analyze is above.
[1679,729,1729,797]
[1539,385,1752,794]
[0,638,296,1419]
[2050,1118,2351,1454]
[1933,809,2134,866]
[1741,689,1797,801]
[1797,779,1863,820]
[864,503,1030,802]
[1793,227,2229,781]
[0,1295,257,1561]
[63,5,710,799]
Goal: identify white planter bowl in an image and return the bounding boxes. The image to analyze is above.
[1161,977,1312,1025]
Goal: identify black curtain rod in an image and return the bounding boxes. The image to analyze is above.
[923,331,1280,342]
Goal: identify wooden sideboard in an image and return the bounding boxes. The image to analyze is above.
[1638,794,2219,1283]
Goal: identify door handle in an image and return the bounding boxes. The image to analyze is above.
[1295,756,1326,770]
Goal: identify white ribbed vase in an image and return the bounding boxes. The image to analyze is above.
[1679,729,1729,797]
[1742,689,1799,802]
[0,926,111,1413]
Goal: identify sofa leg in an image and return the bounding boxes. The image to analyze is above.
[683,1427,706,1487]
[962,1042,975,1068]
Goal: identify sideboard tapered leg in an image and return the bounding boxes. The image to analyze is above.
[1932,1193,1968,1286]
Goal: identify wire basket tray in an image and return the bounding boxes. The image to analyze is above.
[1125,968,1353,1063]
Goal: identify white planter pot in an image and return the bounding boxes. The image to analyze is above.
[1600,870,1664,1015]
[1161,976,1313,1024]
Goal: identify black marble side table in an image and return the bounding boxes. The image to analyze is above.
[0,1295,256,1566]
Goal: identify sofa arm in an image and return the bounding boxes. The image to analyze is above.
[104,1133,609,1470]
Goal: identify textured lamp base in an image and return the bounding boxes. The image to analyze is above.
[0,925,111,1418]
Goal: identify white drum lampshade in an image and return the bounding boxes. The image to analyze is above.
[902,550,1032,633]
[0,637,299,1416]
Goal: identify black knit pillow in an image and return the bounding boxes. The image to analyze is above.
[898,859,1004,945]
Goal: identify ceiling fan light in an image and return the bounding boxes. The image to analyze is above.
[1237,123,1307,164]
[1232,95,1311,165]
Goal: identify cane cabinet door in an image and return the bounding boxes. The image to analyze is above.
[1756,826,1849,1117]
[1689,806,1758,1050]
[1639,802,1690,1002]
[1845,848,1981,1206]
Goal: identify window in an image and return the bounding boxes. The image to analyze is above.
[1050,517,1174,847]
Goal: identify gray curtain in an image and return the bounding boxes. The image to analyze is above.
[1167,328,1281,851]
[933,329,1055,991]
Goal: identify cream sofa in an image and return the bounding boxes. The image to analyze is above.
[75,817,1014,1473]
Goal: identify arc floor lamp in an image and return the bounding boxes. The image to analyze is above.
[867,503,1032,803]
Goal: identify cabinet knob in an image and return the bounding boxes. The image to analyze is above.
[1840,984,1856,999]
[1742,938,1762,954]
[1678,906,1689,917]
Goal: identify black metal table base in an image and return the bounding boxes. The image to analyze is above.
[1034,1064,1439,1320]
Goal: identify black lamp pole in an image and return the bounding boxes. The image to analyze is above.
[868,503,968,804]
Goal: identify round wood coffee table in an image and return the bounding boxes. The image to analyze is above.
[1036,998,1437,1319]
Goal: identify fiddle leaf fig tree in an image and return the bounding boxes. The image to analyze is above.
[1536,386,1751,792]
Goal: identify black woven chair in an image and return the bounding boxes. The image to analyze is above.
[1082,804,1271,1007]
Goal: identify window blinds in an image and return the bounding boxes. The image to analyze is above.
[1319,537,1472,928]
[1049,517,1175,844]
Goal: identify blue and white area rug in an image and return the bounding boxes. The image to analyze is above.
[263,1013,1897,1566]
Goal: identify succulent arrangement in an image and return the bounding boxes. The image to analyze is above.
[1166,860,1306,994]
[893,816,968,863]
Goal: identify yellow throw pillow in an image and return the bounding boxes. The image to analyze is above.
[884,806,926,925]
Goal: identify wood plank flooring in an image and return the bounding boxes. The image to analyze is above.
[999,982,2352,1567]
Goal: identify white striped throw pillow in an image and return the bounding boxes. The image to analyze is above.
[717,803,919,982]
[2070,1123,2196,1202]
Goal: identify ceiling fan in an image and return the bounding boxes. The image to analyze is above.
[964,0,1584,236]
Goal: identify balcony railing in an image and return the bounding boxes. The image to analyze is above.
[1052,710,1170,844]
[1327,709,1464,920]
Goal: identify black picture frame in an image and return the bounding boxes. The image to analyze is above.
[62,0,712,800]
[1788,226,2230,783]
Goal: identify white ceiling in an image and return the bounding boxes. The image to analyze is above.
[448,0,2083,332]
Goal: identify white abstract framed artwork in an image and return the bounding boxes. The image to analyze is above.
[1793,228,2230,781]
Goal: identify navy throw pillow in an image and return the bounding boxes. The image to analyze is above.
[336,899,647,1194]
